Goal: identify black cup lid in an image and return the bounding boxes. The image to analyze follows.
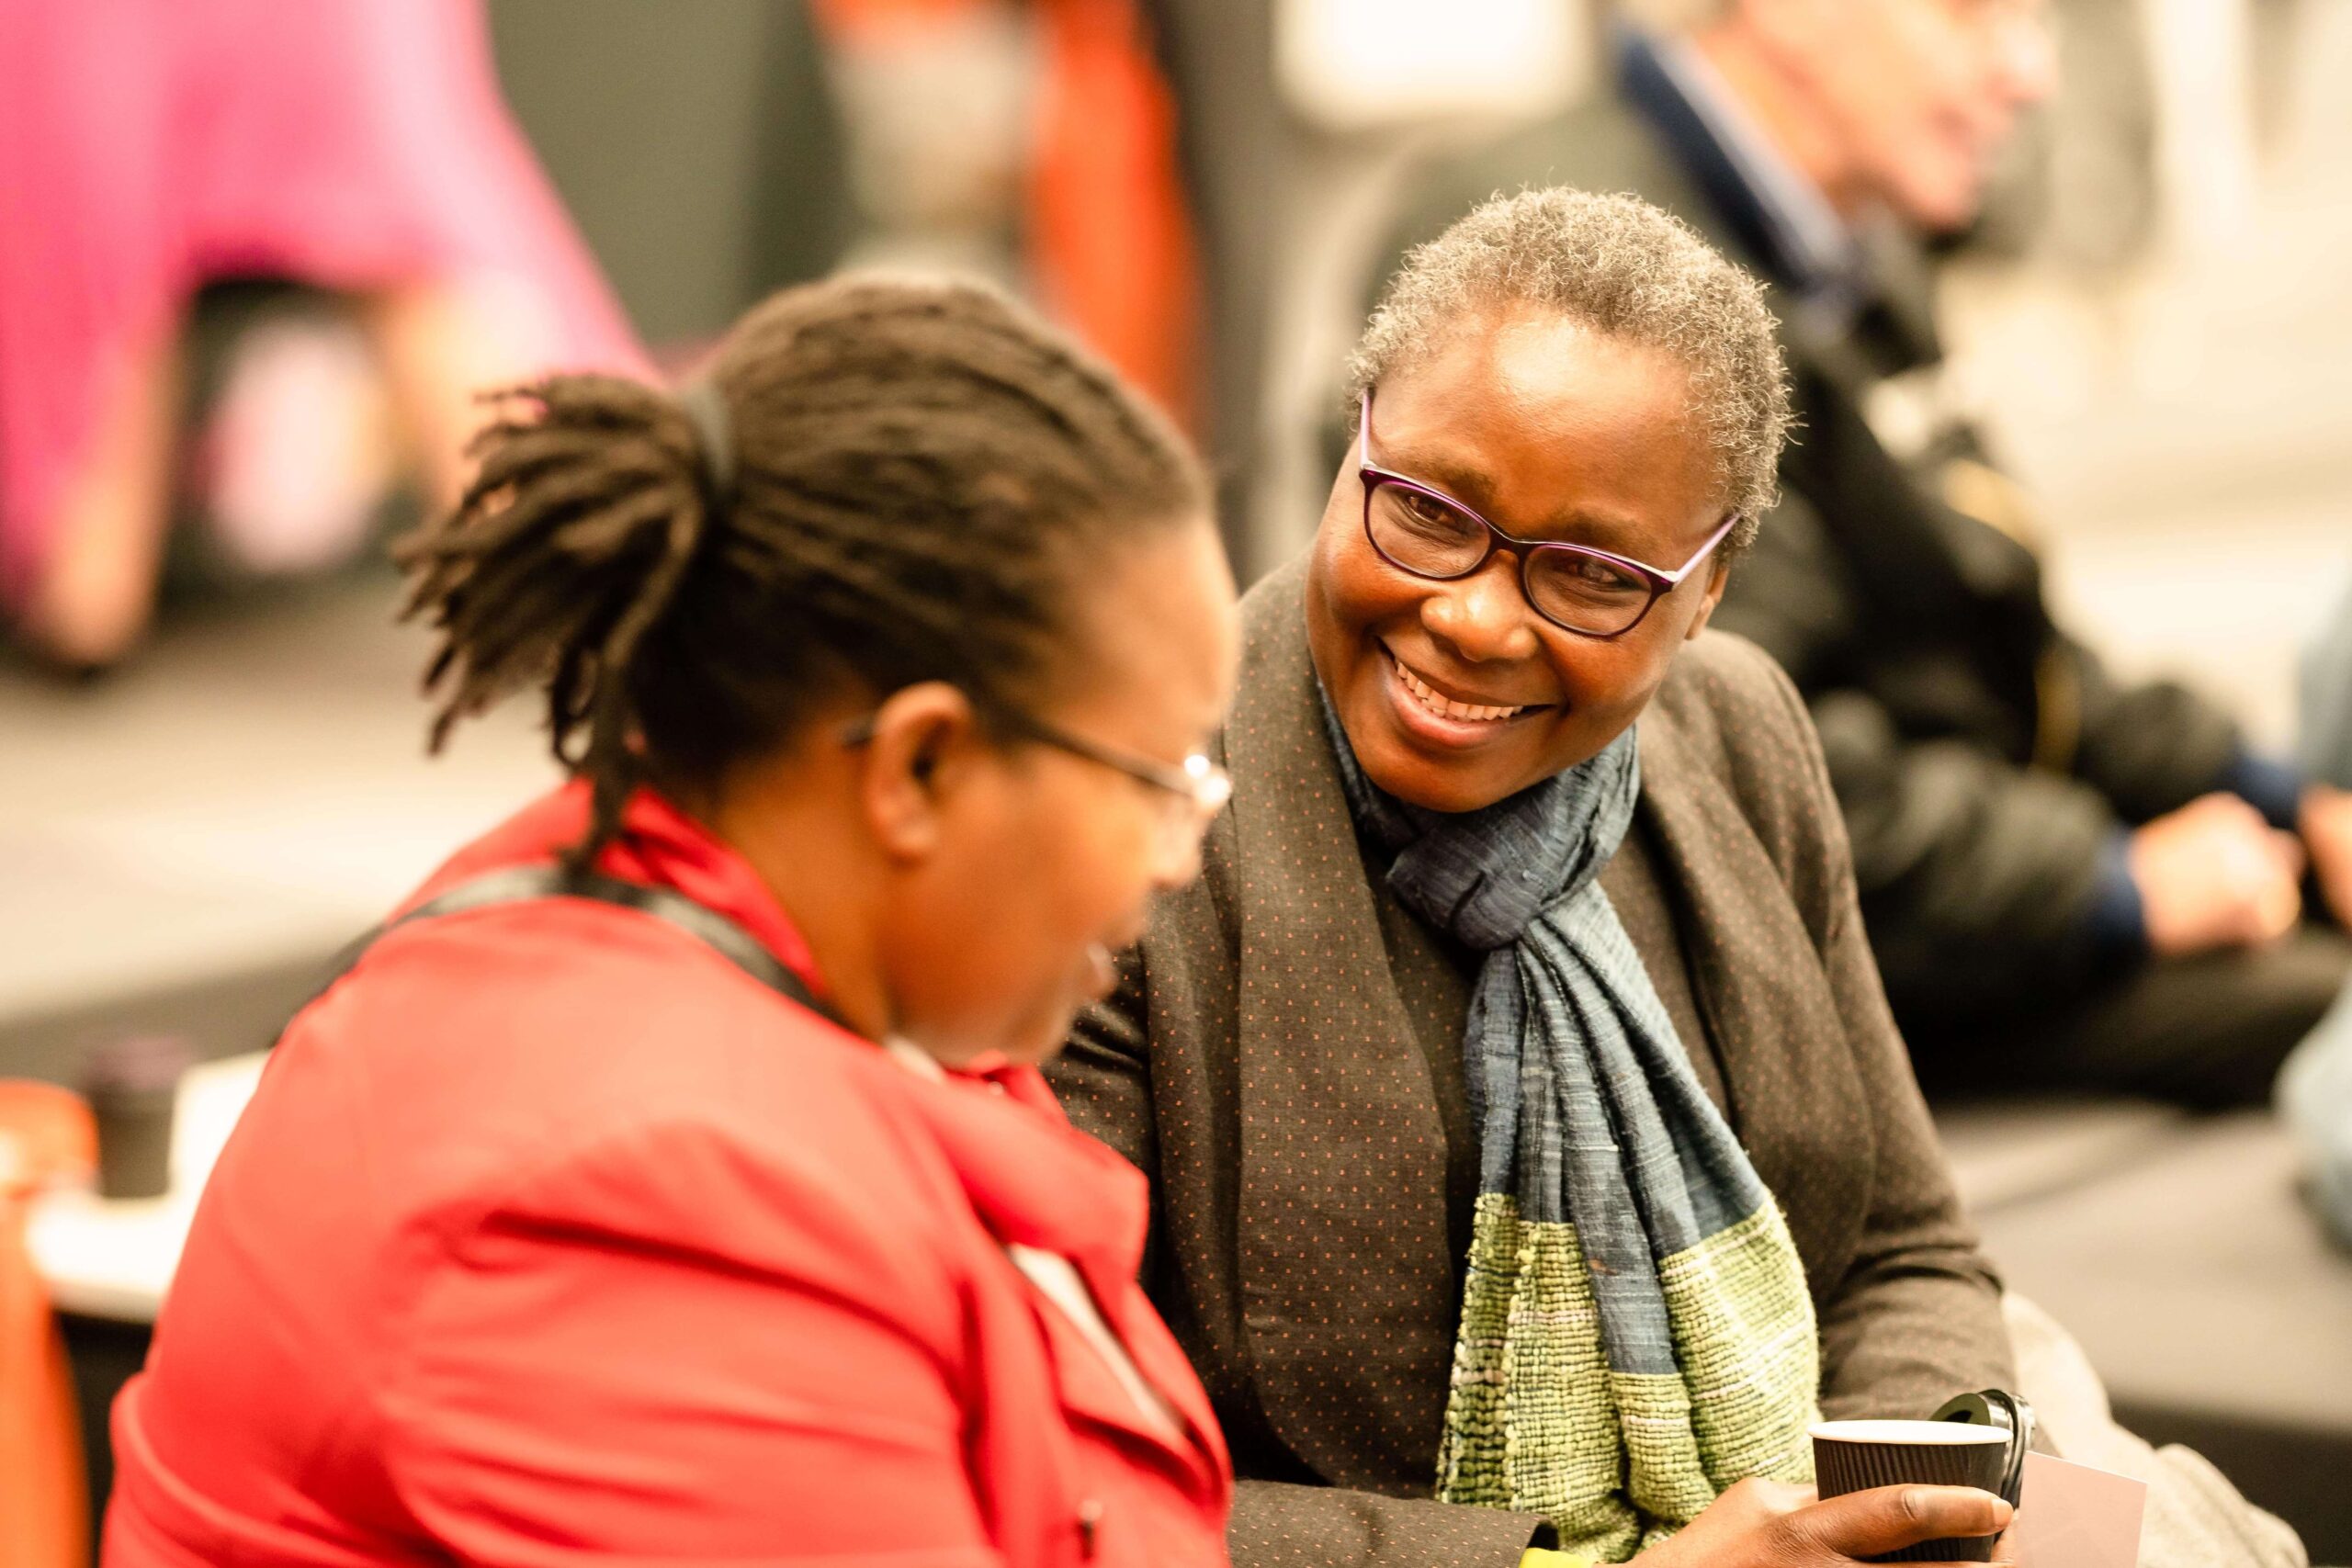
[1931,1388,2035,1506]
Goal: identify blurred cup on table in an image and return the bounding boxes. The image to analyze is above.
[81,1037,193,1201]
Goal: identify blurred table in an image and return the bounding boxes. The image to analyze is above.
[27,1052,267,1323]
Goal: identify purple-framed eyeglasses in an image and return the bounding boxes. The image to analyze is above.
[1357,389,1738,639]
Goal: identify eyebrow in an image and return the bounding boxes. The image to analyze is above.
[1375,439,1655,558]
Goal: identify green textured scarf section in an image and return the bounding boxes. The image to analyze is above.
[1439,1193,1818,1559]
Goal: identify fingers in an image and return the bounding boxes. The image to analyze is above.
[2227,827,2301,943]
[2270,829,2310,881]
[2252,830,2306,942]
[2135,792,2308,953]
[2177,791,2267,831]
[2303,787,2352,923]
[1785,1484,2014,1558]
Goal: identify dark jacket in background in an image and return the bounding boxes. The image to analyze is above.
[1373,38,2284,1046]
[1047,558,2012,1568]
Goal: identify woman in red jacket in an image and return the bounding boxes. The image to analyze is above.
[103,276,1239,1566]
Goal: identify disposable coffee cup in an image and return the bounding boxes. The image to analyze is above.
[1810,1419,2010,1562]
[82,1036,191,1201]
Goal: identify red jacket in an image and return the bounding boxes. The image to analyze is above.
[104,784,1231,1567]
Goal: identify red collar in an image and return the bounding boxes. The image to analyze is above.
[409,782,1148,1275]
[409,780,826,997]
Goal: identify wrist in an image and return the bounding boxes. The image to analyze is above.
[2222,749,2306,831]
[2081,829,2150,964]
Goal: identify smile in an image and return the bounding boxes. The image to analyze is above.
[1387,649,1532,724]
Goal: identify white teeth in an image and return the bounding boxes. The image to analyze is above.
[1393,659,1527,724]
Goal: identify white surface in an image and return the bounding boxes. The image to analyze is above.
[1811,1420,2011,1445]
[2012,1450,2148,1568]
[25,1051,269,1323]
[0,579,553,1026]
[1276,0,1589,132]
[1969,1113,2352,1431]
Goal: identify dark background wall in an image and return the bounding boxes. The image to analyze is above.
[487,0,849,351]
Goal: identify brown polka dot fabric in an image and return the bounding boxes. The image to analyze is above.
[1050,558,2014,1568]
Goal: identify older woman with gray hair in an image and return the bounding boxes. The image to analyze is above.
[1049,186,2018,1567]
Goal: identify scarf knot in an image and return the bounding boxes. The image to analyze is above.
[1337,714,1640,953]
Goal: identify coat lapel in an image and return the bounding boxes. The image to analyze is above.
[1080,1253,1235,1484]
[1631,692,1871,1303]
[1023,1255,1229,1495]
[909,1063,1227,1489]
[1225,560,1462,1488]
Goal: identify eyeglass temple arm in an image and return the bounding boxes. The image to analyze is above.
[1657,511,1741,583]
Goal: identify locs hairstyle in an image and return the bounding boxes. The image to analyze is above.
[397,276,1208,866]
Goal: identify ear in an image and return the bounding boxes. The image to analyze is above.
[1682,558,1732,642]
[854,682,984,863]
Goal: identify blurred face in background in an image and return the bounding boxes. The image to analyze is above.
[1734,0,2058,232]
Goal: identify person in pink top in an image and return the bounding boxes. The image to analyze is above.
[0,0,644,670]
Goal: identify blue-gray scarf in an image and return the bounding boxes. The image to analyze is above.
[1320,696,1818,1560]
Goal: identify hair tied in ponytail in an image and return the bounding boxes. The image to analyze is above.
[678,378,737,510]
[404,276,1207,874]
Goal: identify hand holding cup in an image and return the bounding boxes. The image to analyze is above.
[1634,1474,2014,1568]
[1809,1418,2019,1562]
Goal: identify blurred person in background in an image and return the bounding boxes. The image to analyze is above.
[810,0,1202,423]
[1054,189,2027,1568]
[0,0,643,675]
[2305,575,2352,799]
[1377,0,2352,1110]
[2282,578,2352,1248]
[102,277,1238,1566]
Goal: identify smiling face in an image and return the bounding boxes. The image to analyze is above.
[1307,310,1730,814]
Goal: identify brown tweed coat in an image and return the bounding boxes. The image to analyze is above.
[1047,558,2013,1568]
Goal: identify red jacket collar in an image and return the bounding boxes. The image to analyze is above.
[408,780,826,994]
[907,1064,1150,1280]
[407,781,1149,1276]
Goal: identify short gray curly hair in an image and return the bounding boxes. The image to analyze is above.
[1349,186,1790,549]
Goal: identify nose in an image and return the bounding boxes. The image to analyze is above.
[1421,552,1543,665]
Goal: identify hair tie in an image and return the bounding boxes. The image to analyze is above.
[678,378,737,509]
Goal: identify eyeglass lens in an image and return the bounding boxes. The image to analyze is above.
[1365,479,1657,636]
